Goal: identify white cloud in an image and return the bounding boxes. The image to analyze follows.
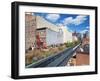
[56,23,73,32]
[63,15,87,26]
[73,15,87,25]
[56,23,64,27]
[45,14,60,22]
[80,29,88,34]
[63,17,73,25]
[86,26,89,29]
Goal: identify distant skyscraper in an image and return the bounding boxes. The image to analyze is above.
[72,31,78,42]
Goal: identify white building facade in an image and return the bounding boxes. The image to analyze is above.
[36,16,72,46]
[25,14,73,50]
[46,28,63,46]
[59,26,72,43]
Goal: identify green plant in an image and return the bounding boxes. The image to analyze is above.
[64,40,81,48]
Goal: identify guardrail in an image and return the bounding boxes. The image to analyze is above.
[26,44,81,68]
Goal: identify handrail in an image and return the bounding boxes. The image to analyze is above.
[26,44,81,68]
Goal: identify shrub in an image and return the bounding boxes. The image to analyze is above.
[65,40,81,48]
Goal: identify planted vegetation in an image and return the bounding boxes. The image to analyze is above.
[25,41,80,66]
[64,41,80,47]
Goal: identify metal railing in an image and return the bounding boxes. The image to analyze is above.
[26,44,80,68]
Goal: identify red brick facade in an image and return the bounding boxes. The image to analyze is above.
[25,13,36,50]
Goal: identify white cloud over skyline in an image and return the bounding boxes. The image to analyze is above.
[80,29,88,34]
[34,13,89,33]
[45,14,60,22]
[63,17,73,25]
[62,15,87,26]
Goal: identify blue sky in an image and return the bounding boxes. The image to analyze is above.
[33,12,90,34]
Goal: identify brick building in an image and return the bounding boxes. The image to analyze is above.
[25,12,36,51]
[76,31,90,65]
[25,14,72,51]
